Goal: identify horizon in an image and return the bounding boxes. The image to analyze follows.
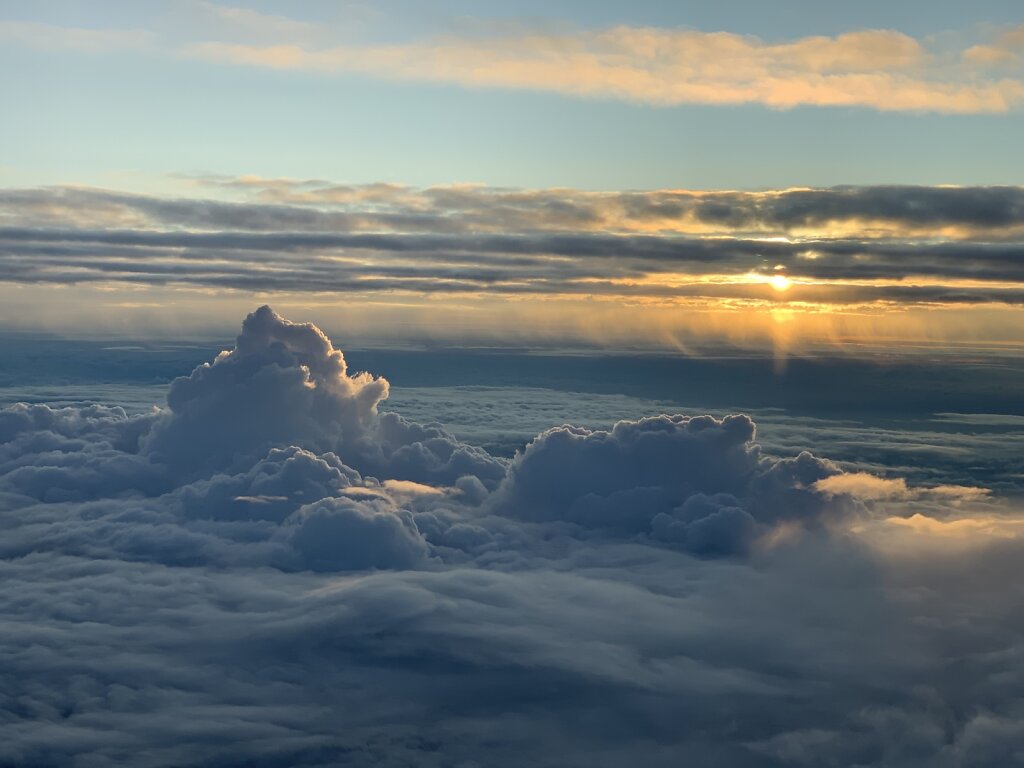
[2,3,1023,767]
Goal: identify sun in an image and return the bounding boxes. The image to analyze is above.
[770,274,792,292]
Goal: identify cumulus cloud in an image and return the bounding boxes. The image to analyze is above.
[178,445,362,522]
[492,414,848,555]
[143,304,390,475]
[144,305,505,487]
[1,307,1022,765]
[282,496,431,572]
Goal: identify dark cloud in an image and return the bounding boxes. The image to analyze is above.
[10,183,1024,235]
[282,496,431,572]
[491,414,849,555]
[1,308,1022,766]
[2,184,1024,306]
[5,225,1024,303]
[178,446,362,523]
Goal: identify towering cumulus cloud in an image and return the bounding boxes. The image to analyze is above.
[146,305,505,487]
[1,308,1021,766]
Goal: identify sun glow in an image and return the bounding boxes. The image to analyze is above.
[771,274,792,291]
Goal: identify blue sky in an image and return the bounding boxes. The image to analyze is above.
[2,1,1024,346]
[2,0,1023,190]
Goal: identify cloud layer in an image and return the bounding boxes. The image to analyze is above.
[4,182,1024,312]
[1,307,1021,766]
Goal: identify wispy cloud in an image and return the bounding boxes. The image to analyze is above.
[963,25,1024,68]
[180,23,1024,114]
[0,20,154,54]
[3,8,1024,114]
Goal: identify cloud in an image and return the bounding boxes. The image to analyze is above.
[815,472,910,500]
[12,181,1024,239]
[143,305,506,488]
[815,473,993,506]
[885,512,1024,540]
[178,445,362,522]
[143,304,390,475]
[183,25,1024,114]
[963,25,1024,69]
[0,20,154,54]
[282,496,431,571]
[5,11,1024,114]
[490,414,851,555]
[1,307,1023,765]
[179,0,324,45]
[4,184,1024,313]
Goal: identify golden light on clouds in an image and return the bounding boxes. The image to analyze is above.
[3,180,1024,355]
[884,513,1024,541]
[4,281,1024,360]
[182,24,1024,114]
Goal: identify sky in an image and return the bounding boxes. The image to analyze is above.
[2,0,1024,190]
[2,3,1024,766]
[2,1,1024,350]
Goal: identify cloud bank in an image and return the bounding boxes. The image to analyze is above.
[4,182,1024,312]
[6,11,1024,113]
[1,307,1021,766]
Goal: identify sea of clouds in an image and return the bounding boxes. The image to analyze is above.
[1,306,1022,767]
